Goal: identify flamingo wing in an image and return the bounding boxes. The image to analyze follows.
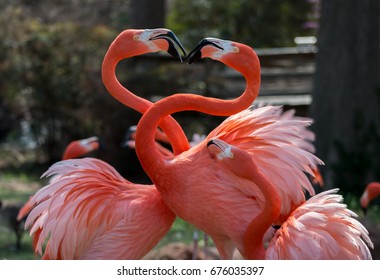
[208,105,324,218]
[265,189,373,260]
[25,158,175,259]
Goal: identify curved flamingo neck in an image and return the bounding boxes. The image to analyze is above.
[241,164,281,259]
[101,42,190,154]
[136,48,261,177]
[225,46,261,103]
[102,50,149,112]
[136,86,258,183]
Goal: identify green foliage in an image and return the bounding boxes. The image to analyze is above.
[0,230,36,260]
[0,5,117,161]
[167,0,313,48]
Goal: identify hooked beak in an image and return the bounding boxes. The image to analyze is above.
[150,31,186,62]
[207,139,220,148]
[186,38,223,64]
[207,139,233,160]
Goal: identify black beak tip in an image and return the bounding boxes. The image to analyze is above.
[167,43,184,62]
[186,49,201,65]
[150,31,186,62]
[207,139,215,147]
[166,31,187,61]
[186,38,223,64]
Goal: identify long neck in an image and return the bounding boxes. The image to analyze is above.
[136,90,258,183]
[241,164,281,260]
[136,51,261,178]
[102,50,149,112]
[228,47,261,104]
[101,47,189,154]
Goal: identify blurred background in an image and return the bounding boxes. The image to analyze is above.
[0,0,379,259]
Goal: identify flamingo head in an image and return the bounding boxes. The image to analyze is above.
[187,37,258,75]
[187,38,237,63]
[62,136,102,160]
[207,138,258,180]
[111,29,186,61]
[360,182,380,215]
[360,182,380,213]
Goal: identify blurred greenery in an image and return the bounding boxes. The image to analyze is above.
[0,231,36,260]
[168,0,312,48]
[0,0,315,165]
[0,5,117,161]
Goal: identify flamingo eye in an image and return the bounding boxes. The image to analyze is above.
[133,35,139,41]
[233,47,239,53]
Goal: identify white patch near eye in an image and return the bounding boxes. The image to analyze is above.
[217,145,234,160]
[79,139,88,146]
[139,30,152,41]
[139,30,161,52]
[210,40,236,60]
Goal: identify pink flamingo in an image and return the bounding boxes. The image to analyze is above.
[208,138,373,259]
[17,136,102,222]
[124,125,209,259]
[25,158,175,259]
[61,136,101,160]
[134,38,322,259]
[360,182,380,213]
[102,28,190,155]
[23,30,190,259]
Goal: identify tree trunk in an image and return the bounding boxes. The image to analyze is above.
[309,0,380,194]
[130,0,166,28]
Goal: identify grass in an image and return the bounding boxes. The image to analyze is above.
[0,176,40,259]
[0,229,37,260]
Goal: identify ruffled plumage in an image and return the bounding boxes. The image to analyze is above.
[265,189,373,259]
[208,105,323,219]
[25,158,175,259]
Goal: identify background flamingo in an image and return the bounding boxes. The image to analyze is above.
[360,182,380,214]
[134,38,322,259]
[61,136,102,160]
[208,138,373,259]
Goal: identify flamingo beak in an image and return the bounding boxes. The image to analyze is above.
[150,31,186,62]
[207,139,233,160]
[207,139,220,148]
[207,139,222,160]
[186,38,223,64]
[97,138,105,150]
